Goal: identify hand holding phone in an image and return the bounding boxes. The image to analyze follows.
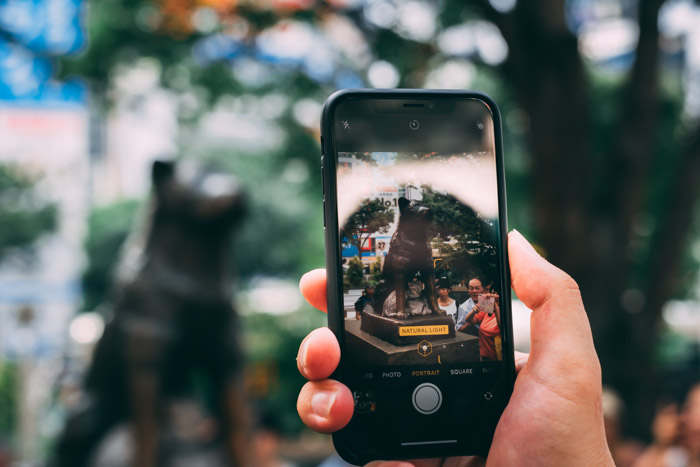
[297,231,614,466]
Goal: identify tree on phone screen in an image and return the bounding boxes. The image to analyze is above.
[341,198,394,255]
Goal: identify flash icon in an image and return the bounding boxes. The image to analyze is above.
[342,120,351,130]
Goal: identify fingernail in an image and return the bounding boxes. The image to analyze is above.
[311,390,336,418]
[510,229,539,256]
[509,229,526,244]
[299,271,311,292]
[297,337,309,372]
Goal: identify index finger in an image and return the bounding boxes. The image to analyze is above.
[300,269,327,313]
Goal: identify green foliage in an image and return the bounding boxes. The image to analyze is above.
[422,189,499,284]
[58,0,700,444]
[370,257,382,284]
[341,198,394,254]
[60,0,217,95]
[586,70,697,297]
[652,325,696,367]
[82,199,140,311]
[423,188,482,240]
[0,164,57,259]
[200,131,325,280]
[346,256,364,287]
[242,308,327,434]
[0,362,18,436]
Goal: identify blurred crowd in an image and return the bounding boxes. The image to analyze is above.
[251,381,700,467]
[607,384,700,467]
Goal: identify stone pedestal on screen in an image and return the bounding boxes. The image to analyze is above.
[360,311,455,346]
[347,319,478,366]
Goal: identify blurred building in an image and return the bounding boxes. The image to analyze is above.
[0,0,90,462]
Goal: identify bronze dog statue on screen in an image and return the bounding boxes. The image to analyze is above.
[52,160,248,467]
[374,197,443,319]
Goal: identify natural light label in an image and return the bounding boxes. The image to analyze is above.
[399,325,449,336]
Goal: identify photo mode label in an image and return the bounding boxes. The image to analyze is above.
[399,325,450,336]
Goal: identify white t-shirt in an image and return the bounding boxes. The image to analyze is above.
[439,300,458,323]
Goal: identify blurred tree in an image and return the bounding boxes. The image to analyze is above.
[0,164,57,260]
[422,189,490,241]
[243,308,326,434]
[0,362,18,438]
[81,199,140,311]
[341,198,394,255]
[61,0,700,441]
[422,189,498,285]
[201,140,325,281]
[473,0,700,438]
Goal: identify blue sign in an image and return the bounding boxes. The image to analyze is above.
[0,0,85,55]
[0,38,86,104]
[0,0,87,105]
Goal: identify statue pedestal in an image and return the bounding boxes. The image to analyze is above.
[347,319,478,366]
[360,311,455,346]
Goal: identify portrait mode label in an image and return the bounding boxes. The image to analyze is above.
[399,325,450,336]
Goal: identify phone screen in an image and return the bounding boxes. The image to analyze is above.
[323,92,513,461]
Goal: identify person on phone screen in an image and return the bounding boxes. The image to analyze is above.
[296,230,615,466]
[436,278,457,323]
[461,292,501,361]
[455,277,484,332]
[353,284,375,319]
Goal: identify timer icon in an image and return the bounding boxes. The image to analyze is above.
[409,120,420,130]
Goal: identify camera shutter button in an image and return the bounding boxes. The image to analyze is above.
[412,383,442,415]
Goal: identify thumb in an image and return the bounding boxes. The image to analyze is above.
[507,230,599,376]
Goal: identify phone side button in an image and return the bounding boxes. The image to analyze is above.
[321,164,325,195]
[412,383,442,415]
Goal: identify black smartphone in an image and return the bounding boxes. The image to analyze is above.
[321,89,515,463]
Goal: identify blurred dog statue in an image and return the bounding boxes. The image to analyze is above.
[52,160,249,467]
[374,197,443,319]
